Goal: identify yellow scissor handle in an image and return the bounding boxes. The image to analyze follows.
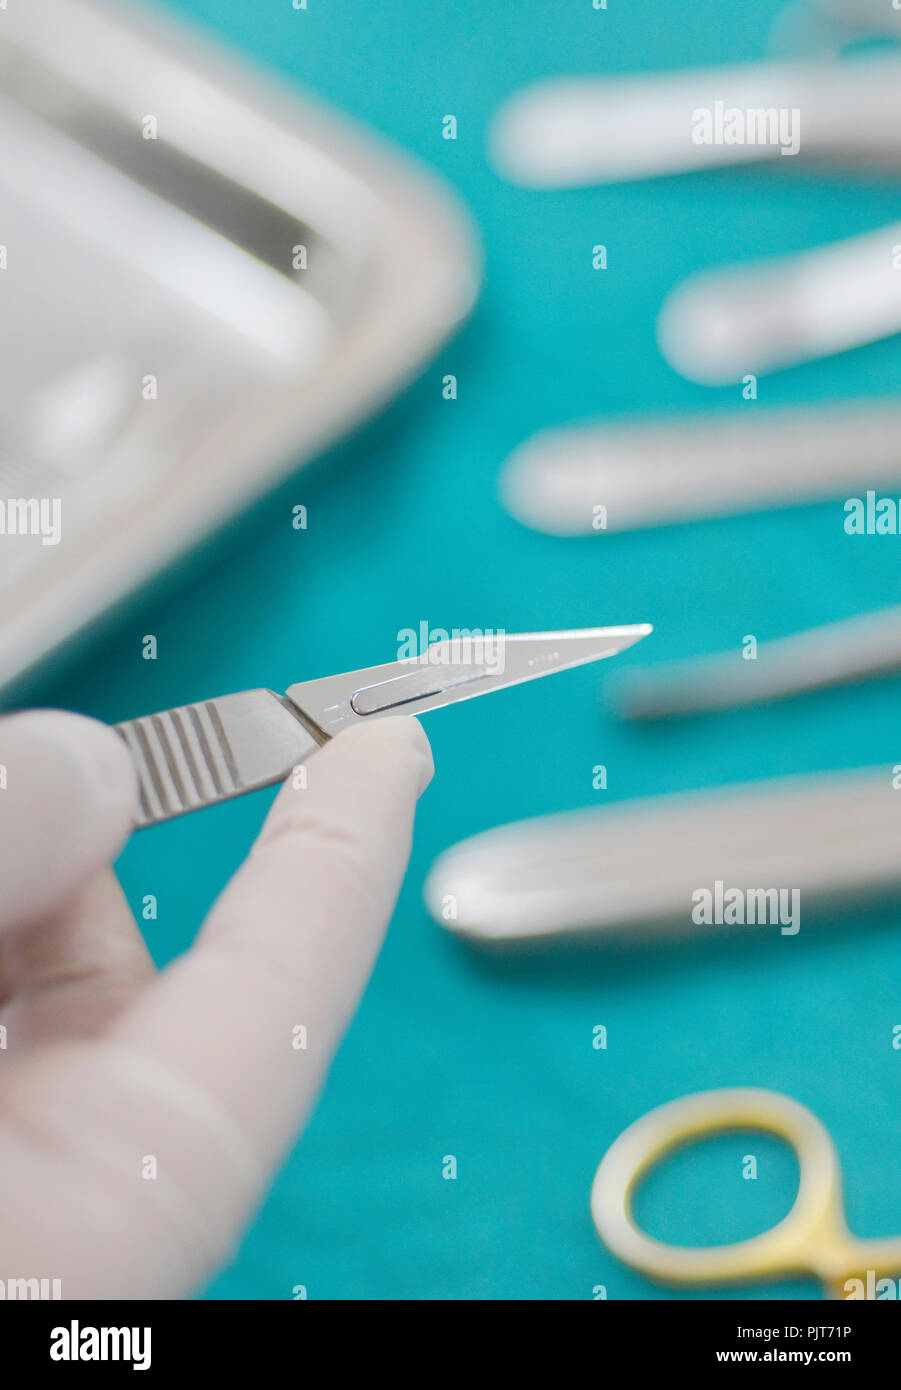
[591,1088,869,1293]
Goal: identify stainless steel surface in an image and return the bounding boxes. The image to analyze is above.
[424,767,901,943]
[0,0,479,693]
[285,627,652,738]
[117,626,651,828]
[499,401,901,536]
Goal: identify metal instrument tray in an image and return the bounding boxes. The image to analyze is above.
[0,0,479,692]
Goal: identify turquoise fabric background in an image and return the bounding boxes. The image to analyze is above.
[19,0,901,1298]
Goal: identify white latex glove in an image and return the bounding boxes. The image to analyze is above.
[0,708,433,1299]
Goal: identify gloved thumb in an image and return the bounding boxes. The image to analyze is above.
[0,710,137,933]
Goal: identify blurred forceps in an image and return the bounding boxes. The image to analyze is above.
[113,626,650,828]
[591,1089,901,1299]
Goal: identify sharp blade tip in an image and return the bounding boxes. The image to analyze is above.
[582,621,654,647]
[422,622,654,657]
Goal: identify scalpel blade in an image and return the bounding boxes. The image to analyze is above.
[116,625,652,827]
[285,626,653,736]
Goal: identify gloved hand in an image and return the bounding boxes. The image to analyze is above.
[0,708,432,1298]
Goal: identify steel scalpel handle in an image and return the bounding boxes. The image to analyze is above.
[115,688,323,828]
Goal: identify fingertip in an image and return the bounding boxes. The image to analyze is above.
[376,716,434,797]
[0,710,138,928]
[42,710,138,816]
[322,715,434,798]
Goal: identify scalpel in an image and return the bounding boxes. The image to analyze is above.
[114,626,651,827]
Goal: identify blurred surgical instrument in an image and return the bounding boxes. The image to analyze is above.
[499,400,901,535]
[592,1088,901,1299]
[612,606,901,721]
[805,0,901,43]
[490,14,901,380]
[424,766,901,943]
[115,626,651,828]
[658,223,901,384]
[489,54,901,189]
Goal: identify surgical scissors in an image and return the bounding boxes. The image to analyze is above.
[591,1088,901,1299]
[113,625,650,827]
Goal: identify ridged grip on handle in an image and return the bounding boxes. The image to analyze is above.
[115,689,321,827]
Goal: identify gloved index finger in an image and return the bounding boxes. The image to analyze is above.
[67,716,433,1295]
